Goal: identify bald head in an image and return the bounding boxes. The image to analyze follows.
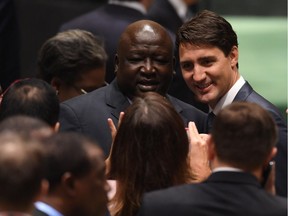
[116,20,175,98]
[118,20,173,52]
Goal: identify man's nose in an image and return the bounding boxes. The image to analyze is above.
[140,58,155,73]
[193,65,206,81]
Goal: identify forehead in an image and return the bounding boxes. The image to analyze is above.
[179,43,224,56]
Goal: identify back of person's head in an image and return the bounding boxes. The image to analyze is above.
[176,10,238,56]
[0,115,54,140]
[0,78,59,127]
[0,132,45,211]
[109,92,191,216]
[37,29,108,100]
[42,132,108,216]
[211,102,277,171]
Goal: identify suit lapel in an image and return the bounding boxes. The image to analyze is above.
[105,79,130,120]
[233,82,254,102]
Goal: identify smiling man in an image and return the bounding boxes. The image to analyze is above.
[176,10,287,197]
[59,20,207,157]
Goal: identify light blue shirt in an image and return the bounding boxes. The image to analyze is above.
[34,201,63,216]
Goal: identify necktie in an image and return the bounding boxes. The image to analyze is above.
[207,112,216,132]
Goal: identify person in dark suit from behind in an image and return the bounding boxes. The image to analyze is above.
[33,132,110,216]
[37,29,108,102]
[0,132,47,216]
[60,0,153,84]
[177,10,287,197]
[137,102,287,216]
[0,78,60,130]
[59,20,207,157]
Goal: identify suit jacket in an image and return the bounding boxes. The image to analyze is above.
[138,171,287,216]
[60,4,147,83]
[233,82,287,197]
[59,79,207,157]
[32,208,49,216]
[147,0,183,34]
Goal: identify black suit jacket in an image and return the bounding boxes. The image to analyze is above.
[147,0,183,34]
[59,79,207,157]
[138,171,287,216]
[60,4,147,83]
[232,82,287,197]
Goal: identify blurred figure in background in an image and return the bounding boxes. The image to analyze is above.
[148,0,199,34]
[37,29,108,102]
[0,0,20,91]
[0,132,47,216]
[0,78,59,129]
[59,0,153,84]
[33,132,110,216]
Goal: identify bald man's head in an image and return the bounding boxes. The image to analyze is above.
[115,20,175,99]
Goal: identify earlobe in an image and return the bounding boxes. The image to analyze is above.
[230,46,239,67]
[114,54,119,74]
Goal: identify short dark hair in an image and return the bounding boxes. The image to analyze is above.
[37,29,107,85]
[0,115,53,140]
[0,78,59,126]
[0,132,45,208]
[212,102,277,171]
[42,132,100,192]
[176,10,238,57]
[109,92,191,216]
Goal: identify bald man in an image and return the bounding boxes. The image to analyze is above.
[59,20,207,157]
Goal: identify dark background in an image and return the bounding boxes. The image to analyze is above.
[14,0,287,78]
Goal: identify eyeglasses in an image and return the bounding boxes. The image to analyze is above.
[72,82,109,95]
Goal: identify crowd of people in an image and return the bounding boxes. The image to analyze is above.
[0,0,287,216]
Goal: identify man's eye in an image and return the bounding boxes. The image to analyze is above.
[181,62,194,71]
[128,57,142,63]
[201,59,214,66]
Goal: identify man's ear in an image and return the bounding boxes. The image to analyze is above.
[207,135,215,162]
[62,172,77,197]
[34,179,49,201]
[51,77,62,91]
[114,54,119,74]
[53,122,60,132]
[265,147,277,165]
[229,46,238,68]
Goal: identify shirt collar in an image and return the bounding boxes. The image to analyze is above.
[211,76,245,115]
[108,0,147,14]
[213,167,243,173]
[168,0,188,21]
[35,202,63,216]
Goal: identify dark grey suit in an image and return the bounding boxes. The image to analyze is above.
[59,79,207,157]
[232,82,287,197]
[138,171,287,216]
[60,4,147,83]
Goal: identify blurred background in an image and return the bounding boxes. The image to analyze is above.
[4,0,288,116]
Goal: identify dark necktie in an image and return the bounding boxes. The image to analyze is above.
[207,112,216,132]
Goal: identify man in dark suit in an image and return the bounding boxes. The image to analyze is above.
[59,20,207,157]
[137,102,287,216]
[33,132,110,216]
[177,10,287,197]
[60,0,153,84]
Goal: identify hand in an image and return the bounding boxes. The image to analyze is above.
[106,112,125,176]
[187,121,211,182]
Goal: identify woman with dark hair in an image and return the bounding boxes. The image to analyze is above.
[106,92,210,216]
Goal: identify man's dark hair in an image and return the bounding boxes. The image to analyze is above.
[0,78,59,126]
[212,102,277,171]
[176,10,238,57]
